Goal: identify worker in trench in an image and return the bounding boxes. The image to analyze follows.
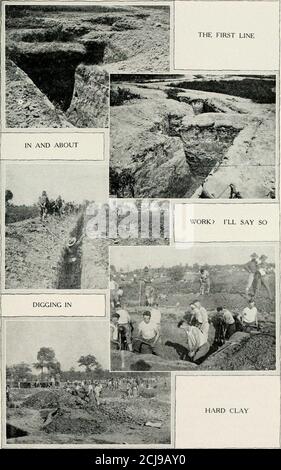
[133,311,160,355]
[212,307,237,347]
[114,302,133,351]
[177,319,210,363]
[239,299,259,332]
[64,228,86,264]
[189,300,209,342]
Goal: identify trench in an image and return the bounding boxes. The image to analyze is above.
[181,125,240,197]
[6,423,29,439]
[110,113,240,198]
[56,213,84,289]
[8,41,106,111]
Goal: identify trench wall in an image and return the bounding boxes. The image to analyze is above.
[5,214,80,289]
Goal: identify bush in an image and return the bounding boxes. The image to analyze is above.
[110,86,142,106]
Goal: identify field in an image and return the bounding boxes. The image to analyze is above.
[6,375,171,445]
[5,5,170,128]
[111,266,276,371]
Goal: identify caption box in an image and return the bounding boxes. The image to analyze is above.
[1,294,106,317]
[174,203,279,243]
[1,131,105,160]
[174,1,279,70]
[175,375,280,448]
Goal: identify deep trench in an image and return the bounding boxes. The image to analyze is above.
[6,423,28,439]
[9,41,106,111]
[110,112,240,198]
[56,213,84,289]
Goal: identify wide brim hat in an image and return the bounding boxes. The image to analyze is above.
[68,237,77,247]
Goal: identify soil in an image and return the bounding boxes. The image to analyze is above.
[111,266,276,371]
[6,377,171,444]
[5,212,108,290]
[109,77,275,199]
[6,6,170,128]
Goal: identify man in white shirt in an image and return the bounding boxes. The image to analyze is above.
[178,319,210,363]
[241,300,258,328]
[190,300,209,341]
[137,311,160,354]
[115,302,133,351]
[94,383,103,406]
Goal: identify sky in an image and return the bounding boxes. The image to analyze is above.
[111,245,276,271]
[5,163,107,205]
[5,320,109,372]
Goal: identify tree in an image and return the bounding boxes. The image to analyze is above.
[5,189,13,204]
[78,354,100,373]
[168,265,185,282]
[7,362,32,382]
[33,347,56,379]
[47,361,61,376]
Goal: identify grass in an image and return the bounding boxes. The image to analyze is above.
[110,86,143,106]
[6,205,38,224]
[170,78,276,104]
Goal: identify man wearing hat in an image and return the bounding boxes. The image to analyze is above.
[253,255,273,300]
[244,253,258,295]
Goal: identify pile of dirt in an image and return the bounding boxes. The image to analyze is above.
[44,410,106,434]
[201,325,275,371]
[23,389,152,435]
[23,390,82,409]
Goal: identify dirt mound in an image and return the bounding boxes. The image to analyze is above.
[24,391,60,409]
[139,388,156,398]
[24,390,83,409]
[202,325,275,371]
[44,410,106,434]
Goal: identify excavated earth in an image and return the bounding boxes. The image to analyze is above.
[7,384,170,444]
[5,213,108,290]
[110,78,276,199]
[5,6,170,128]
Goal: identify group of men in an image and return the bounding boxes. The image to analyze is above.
[244,253,273,299]
[64,380,103,405]
[110,300,162,354]
[38,190,77,222]
[178,298,259,362]
[198,252,273,299]
[110,294,260,365]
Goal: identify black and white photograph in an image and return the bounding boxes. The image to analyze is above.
[109,74,276,199]
[110,245,276,371]
[5,3,170,128]
[108,199,170,246]
[4,319,171,445]
[4,162,108,290]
